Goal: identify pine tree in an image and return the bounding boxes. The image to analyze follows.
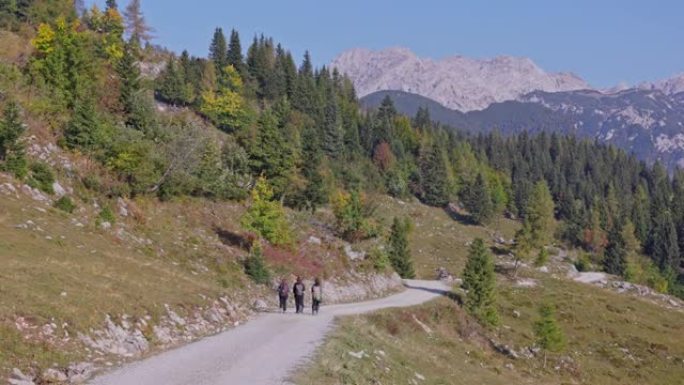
[123,0,153,45]
[650,211,680,273]
[462,238,499,326]
[247,109,294,194]
[209,27,228,75]
[227,29,243,71]
[299,125,327,212]
[461,172,494,224]
[322,87,343,157]
[604,220,627,276]
[64,98,99,150]
[0,101,27,178]
[534,303,565,368]
[419,141,450,206]
[117,42,141,119]
[388,217,415,278]
[526,180,555,248]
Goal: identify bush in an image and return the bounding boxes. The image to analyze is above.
[27,162,55,194]
[244,244,271,285]
[97,206,116,225]
[574,253,591,272]
[331,190,379,242]
[53,196,76,213]
[368,247,391,272]
[240,176,292,246]
[535,248,549,267]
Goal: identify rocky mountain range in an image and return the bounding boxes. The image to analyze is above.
[334,47,684,171]
[330,47,590,112]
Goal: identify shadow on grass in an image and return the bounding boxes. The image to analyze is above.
[443,206,477,226]
[403,282,464,306]
[214,227,254,251]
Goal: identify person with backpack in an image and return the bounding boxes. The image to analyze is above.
[311,277,323,315]
[277,278,289,313]
[293,276,306,314]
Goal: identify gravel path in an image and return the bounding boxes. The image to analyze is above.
[90,280,449,385]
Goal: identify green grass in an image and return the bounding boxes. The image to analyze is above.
[372,195,519,279]
[295,276,684,385]
[296,197,683,385]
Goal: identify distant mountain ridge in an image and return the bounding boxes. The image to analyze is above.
[331,47,590,112]
[361,89,684,171]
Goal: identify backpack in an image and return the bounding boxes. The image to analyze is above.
[312,285,322,301]
[278,283,289,296]
[294,283,304,296]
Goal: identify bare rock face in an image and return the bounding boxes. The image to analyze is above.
[330,47,590,112]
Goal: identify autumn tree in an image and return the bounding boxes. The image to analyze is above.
[123,0,153,46]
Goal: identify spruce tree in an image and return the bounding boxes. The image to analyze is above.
[299,125,327,212]
[461,172,494,224]
[604,221,627,276]
[526,180,555,248]
[0,101,27,178]
[227,29,243,71]
[64,98,99,150]
[650,211,680,273]
[209,27,228,75]
[419,141,449,206]
[534,303,565,368]
[388,217,415,278]
[116,42,142,126]
[462,238,499,326]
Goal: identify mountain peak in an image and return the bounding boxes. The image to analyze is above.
[331,47,591,112]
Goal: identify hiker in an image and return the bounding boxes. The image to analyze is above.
[293,276,306,314]
[311,277,323,315]
[277,278,289,313]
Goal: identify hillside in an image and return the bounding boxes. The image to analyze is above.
[294,199,684,385]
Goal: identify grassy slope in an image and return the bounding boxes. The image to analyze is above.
[296,199,684,385]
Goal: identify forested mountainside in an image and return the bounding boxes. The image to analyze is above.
[362,89,684,172]
[0,1,682,297]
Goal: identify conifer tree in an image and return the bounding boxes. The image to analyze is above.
[604,220,627,276]
[0,101,27,178]
[419,141,450,206]
[106,0,118,10]
[650,211,680,273]
[299,125,327,212]
[534,303,565,368]
[123,0,153,45]
[462,238,499,326]
[388,217,415,278]
[209,27,228,75]
[526,180,555,248]
[64,98,99,150]
[227,29,243,71]
[461,172,494,224]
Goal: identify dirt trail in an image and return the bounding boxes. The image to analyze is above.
[90,280,449,385]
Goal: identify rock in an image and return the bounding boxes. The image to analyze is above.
[343,243,365,261]
[253,299,268,311]
[66,362,95,383]
[0,182,18,196]
[415,372,425,381]
[512,310,521,318]
[307,236,322,245]
[52,181,66,197]
[99,221,112,230]
[412,314,433,334]
[538,266,549,273]
[515,278,538,288]
[348,350,367,359]
[117,198,128,217]
[42,368,68,383]
[504,363,515,370]
[21,184,49,202]
[9,368,35,385]
[435,267,451,280]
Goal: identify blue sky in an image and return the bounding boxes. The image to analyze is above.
[90,0,684,88]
